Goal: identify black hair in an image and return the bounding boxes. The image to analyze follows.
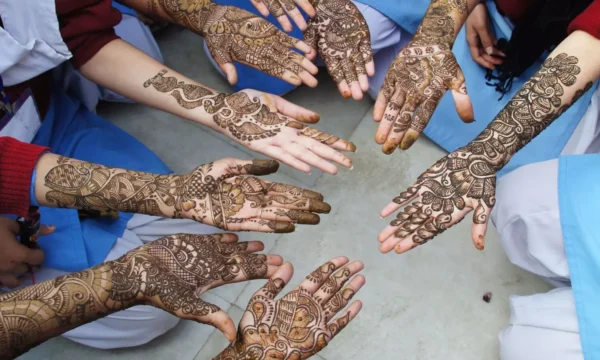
[486,0,593,96]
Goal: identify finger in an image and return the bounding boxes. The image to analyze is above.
[295,136,352,168]
[467,30,494,69]
[276,14,294,33]
[252,262,294,300]
[288,121,357,153]
[282,49,318,75]
[473,48,496,69]
[226,219,295,234]
[323,275,364,321]
[190,300,237,342]
[378,200,422,242]
[262,146,312,173]
[262,195,331,213]
[329,300,362,339]
[295,0,316,17]
[250,0,271,17]
[337,79,352,99]
[23,248,45,266]
[263,181,324,200]
[0,274,23,289]
[273,94,320,124]
[216,233,240,243]
[12,263,29,277]
[352,52,369,92]
[314,261,364,304]
[375,88,405,144]
[303,24,318,52]
[39,225,56,236]
[219,158,281,177]
[0,217,20,234]
[340,59,362,100]
[220,63,238,85]
[379,206,427,253]
[472,201,492,250]
[381,186,420,218]
[478,26,498,57]
[286,7,307,31]
[359,37,375,77]
[400,97,440,150]
[358,74,369,93]
[284,142,338,175]
[267,254,284,266]
[299,257,349,293]
[447,73,475,123]
[373,76,395,122]
[293,40,314,57]
[382,96,419,154]
[482,53,504,65]
[244,240,266,253]
[255,207,321,225]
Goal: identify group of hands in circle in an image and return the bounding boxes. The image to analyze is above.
[2,1,507,358]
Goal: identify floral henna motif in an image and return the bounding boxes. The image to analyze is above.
[305,0,372,85]
[44,156,327,232]
[0,234,268,358]
[390,53,592,246]
[260,0,297,17]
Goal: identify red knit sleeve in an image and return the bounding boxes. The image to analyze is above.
[56,0,123,69]
[0,138,49,216]
[568,0,600,40]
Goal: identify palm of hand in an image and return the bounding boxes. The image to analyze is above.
[305,0,372,85]
[203,6,302,78]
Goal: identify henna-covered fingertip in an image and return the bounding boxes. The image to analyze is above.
[248,159,280,175]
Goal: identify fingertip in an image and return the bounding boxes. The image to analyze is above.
[366,61,375,77]
[473,234,485,250]
[222,64,237,85]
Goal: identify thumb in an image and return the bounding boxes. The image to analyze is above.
[449,75,475,123]
[478,26,497,56]
[222,158,280,177]
[220,63,238,85]
[39,225,56,236]
[192,299,237,342]
[471,203,491,250]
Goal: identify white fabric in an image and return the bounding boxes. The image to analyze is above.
[60,14,164,112]
[491,86,600,360]
[0,0,72,86]
[0,93,41,143]
[24,215,218,349]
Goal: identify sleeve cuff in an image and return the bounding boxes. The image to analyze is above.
[568,0,600,40]
[0,137,48,216]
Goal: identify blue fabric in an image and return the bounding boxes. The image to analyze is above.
[359,0,598,177]
[31,86,170,272]
[559,154,600,360]
[30,168,38,206]
[112,1,137,17]
[214,0,304,95]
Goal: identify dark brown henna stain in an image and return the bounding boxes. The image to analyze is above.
[245,159,280,176]
[391,53,591,245]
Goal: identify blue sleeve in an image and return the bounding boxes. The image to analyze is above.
[30,168,39,207]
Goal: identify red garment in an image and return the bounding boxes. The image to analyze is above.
[0,0,121,216]
[495,0,600,39]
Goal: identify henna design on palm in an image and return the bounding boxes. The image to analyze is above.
[214,259,364,360]
[380,53,592,253]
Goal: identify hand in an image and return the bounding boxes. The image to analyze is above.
[171,158,332,232]
[466,3,505,70]
[377,146,495,254]
[373,44,475,153]
[215,257,364,359]
[304,0,374,100]
[203,5,318,86]
[0,217,55,288]
[115,233,283,341]
[250,0,316,32]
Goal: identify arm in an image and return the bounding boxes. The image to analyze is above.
[79,39,354,174]
[373,0,482,153]
[115,0,317,86]
[378,30,600,254]
[34,154,331,233]
[0,233,277,359]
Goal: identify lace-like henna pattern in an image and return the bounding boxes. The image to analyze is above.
[151,0,303,80]
[390,53,591,245]
[0,234,268,358]
[143,70,348,149]
[259,0,297,17]
[44,156,326,232]
[304,0,372,84]
[214,278,354,359]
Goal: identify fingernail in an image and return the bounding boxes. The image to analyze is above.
[309,200,331,214]
[476,235,485,250]
[275,223,295,233]
[349,166,354,171]
[382,146,396,155]
[485,46,494,55]
[399,134,417,150]
[249,160,280,175]
[348,143,357,153]
[465,118,476,123]
[342,91,351,98]
[298,213,320,225]
[310,114,321,122]
[302,189,324,200]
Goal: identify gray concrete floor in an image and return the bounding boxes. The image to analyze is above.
[18,27,551,360]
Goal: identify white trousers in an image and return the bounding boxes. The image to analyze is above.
[491,86,600,360]
[25,215,217,349]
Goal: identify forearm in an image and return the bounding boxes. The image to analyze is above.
[469,31,600,170]
[0,260,137,358]
[412,0,481,47]
[116,0,215,34]
[33,153,182,218]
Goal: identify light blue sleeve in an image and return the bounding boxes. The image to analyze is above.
[30,168,38,207]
